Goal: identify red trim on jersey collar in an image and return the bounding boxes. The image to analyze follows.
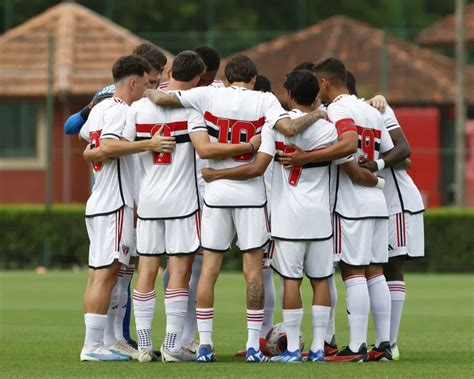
[113,97,127,105]
[204,111,265,127]
[332,94,350,103]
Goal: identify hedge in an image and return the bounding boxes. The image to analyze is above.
[1,205,473,272]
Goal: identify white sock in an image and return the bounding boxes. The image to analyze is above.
[196,308,214,347]
[261,267,276,339]
[133,289,156,350]
[282,308,303,352]
[103,282,119,347]
[246,309,264,350]
[311,305,331,352]
[387,280,406,344]
[368,274,391,346]
[114,265,134,341]
[164,288,189,352]
[84,313,107,349]
[182,254,202,344]
[325,273,337,344]
[344,275,369,352]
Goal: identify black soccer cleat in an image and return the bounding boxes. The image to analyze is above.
[326,343,368,363]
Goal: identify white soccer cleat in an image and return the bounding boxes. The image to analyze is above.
[80,345,130,362]
[161,344,196,363]
[181,339,199,355]
[138,348,159,363]
[109,339,139,359]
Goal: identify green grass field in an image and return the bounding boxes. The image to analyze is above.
[1,271,473,378]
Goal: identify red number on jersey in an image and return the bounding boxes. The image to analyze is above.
[283,145,302,186]
[151,124,172,165]
[216,118,257,162]
[360,127,375,161]
[89,130,103,172]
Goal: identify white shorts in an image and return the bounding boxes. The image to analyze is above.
[388,212,425,259]
[271,238,333,280]
[137,212,201,256]
[85,207,134,269]
[201,204,270,252]
[333,214,388,266]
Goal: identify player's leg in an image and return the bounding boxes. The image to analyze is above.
[325,267,339,355]
[161,214,200,362]
[115,260,135,345]
[133,218,164,362]
[305,238,333,362]
[327,215,370,362]
[262,265,275,346]
[366,218,392,361]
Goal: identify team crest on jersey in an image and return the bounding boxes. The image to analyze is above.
[121,245,130,255]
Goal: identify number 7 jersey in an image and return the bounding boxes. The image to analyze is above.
[328,94,394,219]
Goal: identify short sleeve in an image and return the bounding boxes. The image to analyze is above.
[187,109,207,134]
[121,105,138,142]
[328,103,357,136]
[379,121,394,154]
[100,104,127,140]
[79,121,89,142]
[258,125,276,157]
[334,155,354,165]
[176,87,211,114]
[383,105,401,131]
[263,93,289,129]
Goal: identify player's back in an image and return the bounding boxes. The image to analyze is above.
[328,95,392,219]
[80,98,135,217]
[269,109,337,240]
[123,97,200,219]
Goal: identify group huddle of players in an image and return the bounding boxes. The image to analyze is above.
[65,42,425,364]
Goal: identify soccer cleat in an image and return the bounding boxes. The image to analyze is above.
[270,349,302,363]
[80,345,130,362]
[195,344,216,363]
[109,339,139,359]
[161,345,196,363]
[246,347,271,363]
[181,339,199,355]
[368,341,392,362]
[235,338,270,357]
[325,343,368,363]
[391,343,400,361]
[324,340,338,356]
[126,339,138,350]
[138,348,159,363]
[305,349,325,362]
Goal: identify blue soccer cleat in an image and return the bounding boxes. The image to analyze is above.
[195,344,216,363]
[270,349,302,363]
[80,345,131,361]
[246,347,271,363]
[305,349,326,362]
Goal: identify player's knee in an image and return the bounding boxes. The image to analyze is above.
[384,256,404,281]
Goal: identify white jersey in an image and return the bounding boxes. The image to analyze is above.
[122,96,203,219]
[259,109,337,240]
[177,85,289,207]
[79,97,136,217]
[378,105,425,215]
[328,94,393,219]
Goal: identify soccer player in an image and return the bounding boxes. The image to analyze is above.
[79,55,157,361]
[66,42,167,353]
[360,100,425,361]
[145,55,327,363]
[201,69,339,363]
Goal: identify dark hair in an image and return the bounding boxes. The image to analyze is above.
[224,55,258,84]
[132,42,167,71]
[193,46,220,71]
[254,74,272,92]
[112,55,151,82]
[346,70,358,97]
[314,57,347,86]
[290,61,316,74]
[171,50,206,82]
[283,69,318,106]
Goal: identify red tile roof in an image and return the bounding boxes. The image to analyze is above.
[0,2,173,97]
[418,4,474,48]
[219,15,474,105]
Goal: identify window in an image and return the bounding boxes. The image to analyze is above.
[0,101,37,157]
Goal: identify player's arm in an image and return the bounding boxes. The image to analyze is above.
[189,131,259,160]
[341,160,384,188]
[273,109,327,137]
[367,95,387,113]
[145,89,183,108]
[202,152,273,182]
